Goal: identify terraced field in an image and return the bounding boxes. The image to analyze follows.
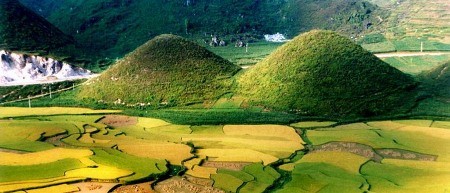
[0,107,449,192]
[281,120,450,193]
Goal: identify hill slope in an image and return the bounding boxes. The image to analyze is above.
[0,0,74,56]
[19,0,386,59]
[420,62,450,98]
[238,30,417,117]
[78,34,241,107]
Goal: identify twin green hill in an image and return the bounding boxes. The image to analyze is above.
[79,31,419,118]
[239,30,417,117]
[78,34,241,107]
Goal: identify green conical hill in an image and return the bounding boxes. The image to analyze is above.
[0,0,73,54]
[420,62,450,98]
[239,30,417,117]
[79,34,241,106]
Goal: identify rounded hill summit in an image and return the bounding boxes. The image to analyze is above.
[79,34,241,106]
[239,30,417,117]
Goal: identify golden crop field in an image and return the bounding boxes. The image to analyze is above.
[196,149,279,165]
[0,107,120,118]
[223,125,302,142]
[1,106,449,193]
[0,177,85,192]
[65,164,132,180]
[0,148,92,165]
[118,140,193,165]
[185,165,218,178]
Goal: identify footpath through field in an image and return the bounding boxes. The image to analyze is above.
[375,51,450,58]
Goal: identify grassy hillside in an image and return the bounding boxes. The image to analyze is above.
[78,34,241,107]
[420,62,450,98]
[360,0,450,52]
[282,0,387,38]
[0,0,95,66]
[239,30,418,118]
[19,0,386,59]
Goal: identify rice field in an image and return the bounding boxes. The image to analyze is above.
[0,107,120,118]
[1,107,449,192]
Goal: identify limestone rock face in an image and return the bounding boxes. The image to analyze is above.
[0,50,91,85]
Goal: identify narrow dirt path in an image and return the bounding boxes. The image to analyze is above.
[375,51,450,58]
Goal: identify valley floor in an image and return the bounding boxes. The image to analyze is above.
[0,107,449,193]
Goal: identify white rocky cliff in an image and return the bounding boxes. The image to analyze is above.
[0,50,95,85]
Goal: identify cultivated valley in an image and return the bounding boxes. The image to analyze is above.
[0,0,449,192]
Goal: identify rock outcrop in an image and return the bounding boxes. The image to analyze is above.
[0,50,91,85]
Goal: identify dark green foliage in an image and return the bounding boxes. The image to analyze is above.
[0,0,73,56]
[281,0,388,37]
[0,80,83,103]
[239,30,418,118]
[413,62,450,117]
[19,0,386,59]
[418,62,450,98]
[0,0,95,67]
[78,34,241,106]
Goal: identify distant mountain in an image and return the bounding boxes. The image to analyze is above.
[19,0,386,59]
[0,0,74,56]
[78,34,240,106]
[238,30,418,117]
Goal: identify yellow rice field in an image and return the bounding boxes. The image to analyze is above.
[185,165,217,179]
[118,141,193,165]
[196,149,279,165]
[223,125,302,142]
[0,107,120,118]
[65,164,132,180]
[0,148,92,165]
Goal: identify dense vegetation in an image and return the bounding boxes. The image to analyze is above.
[0,0,83,63]
[419,62,450,98]
[239,30,418,118]
[18,0,386,59]
[78,34,241,106]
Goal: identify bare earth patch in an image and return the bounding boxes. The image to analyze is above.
[43,133,70,147]
[184,175,214,187]
[112,182,155,193]
[153,176,224,193]
[376,149,437,161]
[312,142,383,162]
[0,148,27,154]
[99,115,138,127]
[74,182,119,193]
[201,161,251,171]
[312,142,438,162]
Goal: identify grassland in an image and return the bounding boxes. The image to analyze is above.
[239,30,418,117]
[207,42,283,66]
[78,34,241,106]
[361,0,450,53]
[381,54,450,74]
